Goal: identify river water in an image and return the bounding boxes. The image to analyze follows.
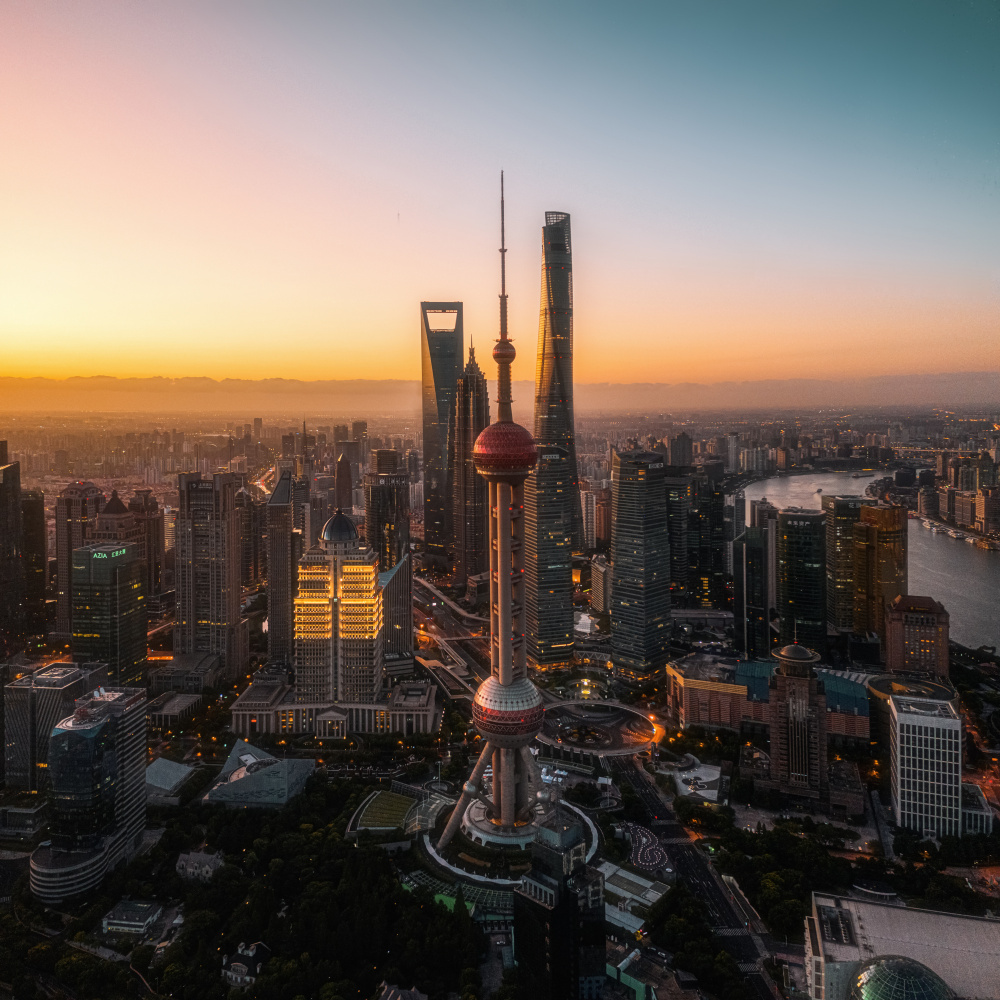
[741,471,1000,651]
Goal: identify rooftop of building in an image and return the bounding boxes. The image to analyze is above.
[205,740,314,808]
[148,653,221,673]
[103,899,161,926]
[386,684,436,710]
[8,663,81,688]
[146,756,196,795]
[146,692,201,715]
[811,891,1000,999]
[867,674,955,702]
[889,595,948,615]
[890,696,960,720]
[320,509,359,543]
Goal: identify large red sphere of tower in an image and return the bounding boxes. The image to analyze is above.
[474,421,537,481]
[472,676,544,749]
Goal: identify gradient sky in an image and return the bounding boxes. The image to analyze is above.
[1,0,997,384]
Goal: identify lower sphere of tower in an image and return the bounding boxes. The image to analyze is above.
[473,421,537,481]
[472,675,544,749]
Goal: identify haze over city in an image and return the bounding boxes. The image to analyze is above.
[2,0,997,385]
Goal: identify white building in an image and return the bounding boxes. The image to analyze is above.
[889,695,962,840]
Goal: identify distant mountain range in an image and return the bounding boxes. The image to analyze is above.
[0,371,997,416]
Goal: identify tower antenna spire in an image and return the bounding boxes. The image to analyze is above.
[495,171,514,422]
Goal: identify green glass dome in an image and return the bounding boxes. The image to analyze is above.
[850,957,954,1000]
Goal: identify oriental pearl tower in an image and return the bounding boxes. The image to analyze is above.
[438,177,546,851]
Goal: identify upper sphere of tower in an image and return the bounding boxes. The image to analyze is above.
[474,422,537,481]
[493,338,516,364]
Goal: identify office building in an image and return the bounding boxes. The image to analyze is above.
[364,462,410,575]
[885,595,949,679]
[822,495,873,630]
[235,486,266,587]
[20,489,47,640]
[590,555,610,614]
[266,471,302,667]
[449,346,490,585]
[750,498,780,614]
[668,431,693,467]
[580,489,596,550]
[92,489,144,556]
[889,695,961,840]
[610,451,671,688]
[852,504,908,643]
[71,543,146,686]
[734,526,771,659]
[335,453,353,512]
[0,446,24,658]
[4,662,106,792]
[128,489,165,597]
[662,469,692,597]
[514,812,605,1000]
[379,556,414,674]
[777,508,827,653]
[594,489,611,549]
[174,473,245,677]
[30,686,146,903]
[525,211,581,668]
[55,481,105,638]
[804,891,1000,1000]
[420,301,464,569]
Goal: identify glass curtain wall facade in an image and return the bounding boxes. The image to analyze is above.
[610,451,671,687]
[822,495,873,630]
[777,508,827,653]
[420,301,463,569]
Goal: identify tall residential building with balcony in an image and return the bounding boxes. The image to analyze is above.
[420,301,464,569]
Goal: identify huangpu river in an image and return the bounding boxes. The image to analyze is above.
[741,471,1000,651]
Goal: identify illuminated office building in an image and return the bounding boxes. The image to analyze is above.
[822,495,873,630]
[853,504,908,644]
[420,301,464,569]
[0,444,24,658]
[128,489,165,597]
[20,488,47,640]
[55,481,105,638]
[71,543,146,687]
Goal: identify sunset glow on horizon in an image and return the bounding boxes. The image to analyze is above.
[1,1,997,384]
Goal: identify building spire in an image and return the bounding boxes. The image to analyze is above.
[494,171,515,423]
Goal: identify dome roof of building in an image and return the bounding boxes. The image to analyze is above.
[777,643,816,660]
[101,490,129,515]
[473,421,537,479]
[849,957,954,1000]
[320,510,359,543]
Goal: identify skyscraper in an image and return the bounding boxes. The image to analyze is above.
[0,443,25,658]
[128,489,165,599]
[20,488,47,641]
[335,453,353,512]
[449,346,490,585]
[71,543,147,686]
[266,471,302,667]
[293,513,384,706]
[439,178,544,852]
[610,450,671,688]
[30,686,147,903]
[822,495,873,630]
[55,481,105,638]
[853,504,908,645]
[734,526,771,659]
[420,301,464,569]
[174,473,245,677]
[777,508,827,653]
[514,812,606,1000]
[525,211,580,668]
[235,486,266,587]
[885,595,949,679]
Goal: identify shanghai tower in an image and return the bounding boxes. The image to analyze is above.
[525,212,581,670]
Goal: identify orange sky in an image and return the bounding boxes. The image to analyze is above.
[1,2,997,384]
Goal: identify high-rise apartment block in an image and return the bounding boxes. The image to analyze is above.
[71,543,146,686]
[55,481,105,638]
[0,444,25,658]
[853,504,908,644]
[885,596,949,679]
[610,451,671,688]
[174,473,245,677]
[777,509,827,653]
[525,212,581,670]
[420,301,464,569]
[889,696,962,840]
[822,495,874,630]
[30,686,147,903]
[449,346,490,585]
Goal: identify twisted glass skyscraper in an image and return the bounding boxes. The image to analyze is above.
[525,213,581,669]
